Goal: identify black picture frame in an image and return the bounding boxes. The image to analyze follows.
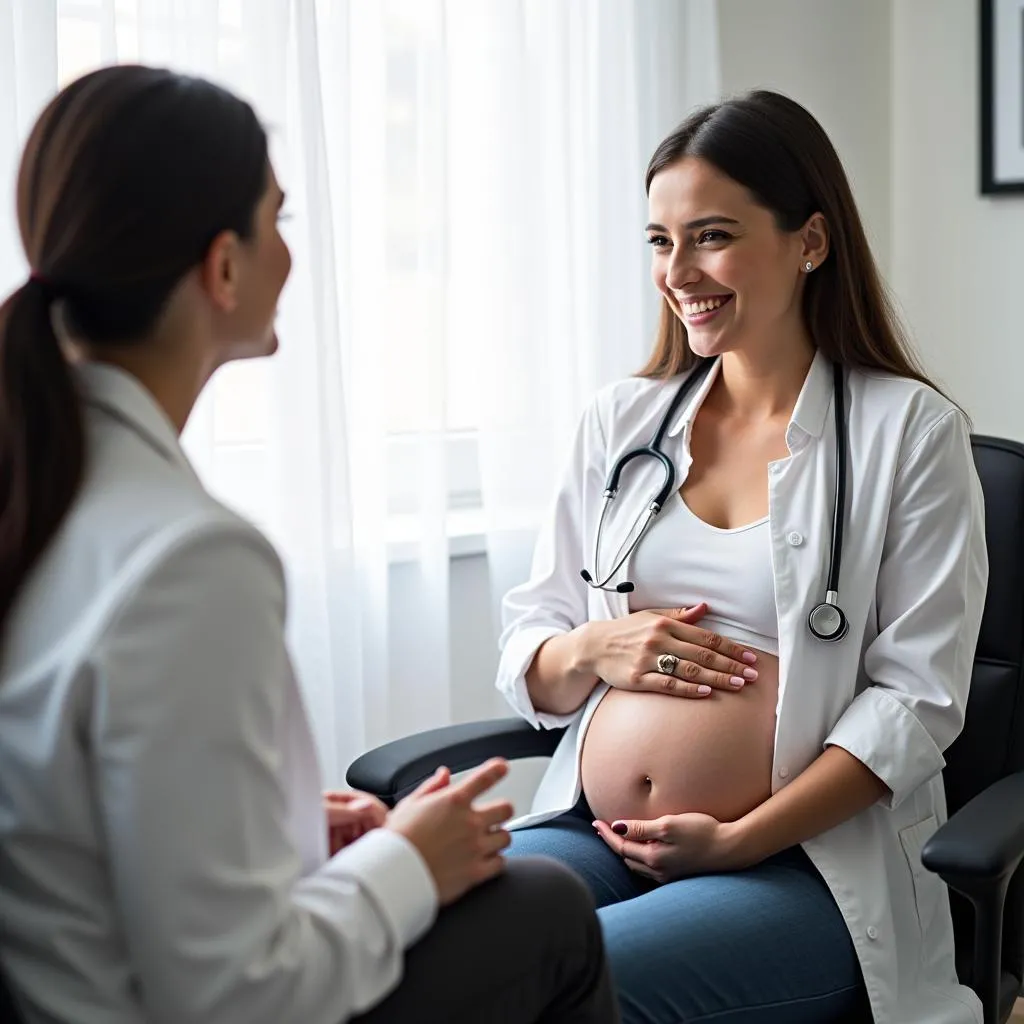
[981,0,1024,193]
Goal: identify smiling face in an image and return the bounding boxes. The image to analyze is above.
[646,156,826,362]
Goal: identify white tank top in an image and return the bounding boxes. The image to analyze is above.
[627,493,780,656]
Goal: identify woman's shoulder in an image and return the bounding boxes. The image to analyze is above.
[586,373,686,439]
[594,373,678,404]
[80,434,280,577]
[848,366,967,451]
[64,411,286,642]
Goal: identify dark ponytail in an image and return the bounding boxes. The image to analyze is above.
[0,278,85,626]
[0,65,268,634]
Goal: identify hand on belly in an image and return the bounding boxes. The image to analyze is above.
[580,650,779,825]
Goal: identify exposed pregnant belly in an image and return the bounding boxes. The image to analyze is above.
[580,650,780,824]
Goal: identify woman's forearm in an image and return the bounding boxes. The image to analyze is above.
[525,625,603,715]
[727,745,890,865]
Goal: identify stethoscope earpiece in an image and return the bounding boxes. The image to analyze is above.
[580,568,636,595]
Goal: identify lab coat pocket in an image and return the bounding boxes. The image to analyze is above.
[898,814,944,941]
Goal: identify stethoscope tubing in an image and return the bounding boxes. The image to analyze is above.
[580,357,849,642]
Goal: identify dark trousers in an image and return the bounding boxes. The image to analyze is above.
[352,856,620,1024]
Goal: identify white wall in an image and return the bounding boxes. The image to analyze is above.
[717,0,893,273]
[891,0,1024,437]
[717,0,1021,439]
[386,552,507,731]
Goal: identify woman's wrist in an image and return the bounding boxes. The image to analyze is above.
[568,620,604,680]
[526,626,602,715]
[719,816,766,870]
[718,748,890,872]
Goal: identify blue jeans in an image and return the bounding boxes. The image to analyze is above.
[508,801,867,1024]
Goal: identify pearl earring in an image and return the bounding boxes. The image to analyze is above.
[804,261,814,272]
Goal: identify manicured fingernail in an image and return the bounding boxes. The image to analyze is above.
[697,684,712,695]
[743,668,758,680]
[729,676,745,689]
[611,822,628,836]
[592,821,600,830]
[742,651,757,664]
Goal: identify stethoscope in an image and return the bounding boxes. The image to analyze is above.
[579,358,849,643]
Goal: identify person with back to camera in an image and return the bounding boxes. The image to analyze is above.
[0,64,619,1024]
[498,90,988,1024]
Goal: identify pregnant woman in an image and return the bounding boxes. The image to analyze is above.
[499,91,988,1024]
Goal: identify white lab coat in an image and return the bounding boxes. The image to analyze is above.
[0,363,438,1024]
[496,351,989,1024]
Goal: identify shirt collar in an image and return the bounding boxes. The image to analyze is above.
[665,358,722,439]
[666,348,834,442]
[75,361,196,476]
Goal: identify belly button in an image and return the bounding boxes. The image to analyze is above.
[643,775,652,787]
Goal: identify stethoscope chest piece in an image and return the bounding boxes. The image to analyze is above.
[807,593,849,643]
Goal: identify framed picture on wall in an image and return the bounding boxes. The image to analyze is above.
[981,0,1024,193]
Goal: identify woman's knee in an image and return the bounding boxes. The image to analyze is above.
[509,820,638,907]
[352,857,609,1023]
[503,856,600,933]
[598,862,864,1024]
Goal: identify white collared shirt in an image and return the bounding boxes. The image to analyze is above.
[496,352,988,1024]
[0,363,438,1024]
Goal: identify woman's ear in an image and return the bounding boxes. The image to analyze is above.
[199,229,242,314]
[800,212,830,272]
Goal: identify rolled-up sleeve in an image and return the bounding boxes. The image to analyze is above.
[93,520,437,1024]
[825,409,988,809]
[496,398,608,729]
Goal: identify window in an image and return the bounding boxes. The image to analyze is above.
[54,0,485,555]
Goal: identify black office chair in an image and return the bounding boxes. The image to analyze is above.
[348,434,1024,1024]
[0,967,21,1023]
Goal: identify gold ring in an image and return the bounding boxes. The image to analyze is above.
[656,653,678,676]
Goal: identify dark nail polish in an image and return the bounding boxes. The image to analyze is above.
[612,822,628,836]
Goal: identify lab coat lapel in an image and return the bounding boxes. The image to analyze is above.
[588,365,718,618]
[585,447,669,621]
[770,354,844,771]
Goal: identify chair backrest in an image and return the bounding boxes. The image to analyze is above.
[943,435,1024,989]
[0,973,23,1023]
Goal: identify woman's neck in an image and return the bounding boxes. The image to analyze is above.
[78,339,213,436]
[711,338,816,423]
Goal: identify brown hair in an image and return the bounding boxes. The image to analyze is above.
[0,65,268,633]
[638,90,943,397]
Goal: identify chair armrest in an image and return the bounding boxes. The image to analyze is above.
[346,717,565,806]
[921,771,1024,882]
[921,770,1024,1022]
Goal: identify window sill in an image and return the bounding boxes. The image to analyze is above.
[386,509,488,564]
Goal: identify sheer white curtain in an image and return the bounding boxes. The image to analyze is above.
[0,0,718,784]
[472,0,721,607]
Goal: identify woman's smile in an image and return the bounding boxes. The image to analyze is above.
[681,292,733,326]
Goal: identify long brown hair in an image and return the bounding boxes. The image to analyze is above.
[638,90,943,397]
[0,65,268,634]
